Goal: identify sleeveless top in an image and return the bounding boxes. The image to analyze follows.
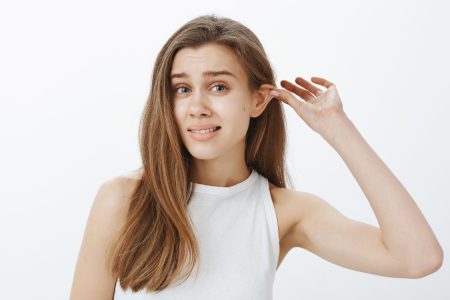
[113,169,280,300]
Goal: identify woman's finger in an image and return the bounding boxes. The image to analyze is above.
[280,80,315,102]
[311,77,335,88]
[270,88,311,112]
[295,76,323,96]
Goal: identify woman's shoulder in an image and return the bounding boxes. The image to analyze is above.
[97,168,143,212]
[267,181,313,215]
[267,181,295,204]
[70,170,142,298]
[105,168,142,192]
[120,167,144,181]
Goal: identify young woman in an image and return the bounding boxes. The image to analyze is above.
[70,14,443,300]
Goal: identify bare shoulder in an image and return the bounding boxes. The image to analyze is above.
[267,182,328,247]
[101,167,143,207]
[268,182,327,224]
[70,171,141,300]
[97,170,141,215]
[268,182,311,216]
[121,167,144,181]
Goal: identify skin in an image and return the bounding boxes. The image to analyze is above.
[270,76,444,277]
[70,43,276,300]
[171,42,443,277]
[70,42,443,300]
[171,42,274,187]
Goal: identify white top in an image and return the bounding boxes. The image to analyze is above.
[113,169,280,300]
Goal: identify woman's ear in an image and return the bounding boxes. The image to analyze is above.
[250,83,277,118]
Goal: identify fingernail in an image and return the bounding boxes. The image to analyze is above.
[270,90,279,97]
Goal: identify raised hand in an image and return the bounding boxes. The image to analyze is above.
[270,76,347,136]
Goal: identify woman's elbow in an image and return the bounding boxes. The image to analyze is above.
[407,247,444,278]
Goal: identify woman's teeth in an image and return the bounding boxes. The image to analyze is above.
[190,127,219,134]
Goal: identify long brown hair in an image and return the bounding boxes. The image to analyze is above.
[107,14,293,292]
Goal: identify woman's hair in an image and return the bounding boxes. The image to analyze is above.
[107,13,293,292]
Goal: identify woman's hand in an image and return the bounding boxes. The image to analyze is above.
[270,76,347,136]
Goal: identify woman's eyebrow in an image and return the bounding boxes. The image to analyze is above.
[171,70,237,79]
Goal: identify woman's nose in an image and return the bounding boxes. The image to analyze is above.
[188,90,211,116]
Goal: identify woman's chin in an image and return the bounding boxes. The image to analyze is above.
[186,147,223,161]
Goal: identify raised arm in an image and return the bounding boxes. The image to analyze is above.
[271,76,443,278]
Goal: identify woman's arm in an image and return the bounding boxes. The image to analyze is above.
[70,177,131,300]
[320,113,443,274]
[271,76,443,277]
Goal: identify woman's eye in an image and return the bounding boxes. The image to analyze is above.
[175,86,190,94]
[211,84,228,92]
[174,84,227,94]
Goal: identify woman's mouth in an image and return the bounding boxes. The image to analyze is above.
[187,126,221,141]
[188,126,221,134]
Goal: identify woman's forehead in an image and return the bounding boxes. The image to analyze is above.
[171,44,246,81]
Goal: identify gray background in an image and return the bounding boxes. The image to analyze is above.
[0,0,448,299]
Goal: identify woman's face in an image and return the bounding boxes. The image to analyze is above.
[171,43,254,161]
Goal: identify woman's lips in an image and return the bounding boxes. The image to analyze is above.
[187,127,221,141]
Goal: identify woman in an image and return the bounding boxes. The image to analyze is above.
[70,14,443,300]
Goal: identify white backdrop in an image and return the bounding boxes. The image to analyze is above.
[0,0,449,299]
